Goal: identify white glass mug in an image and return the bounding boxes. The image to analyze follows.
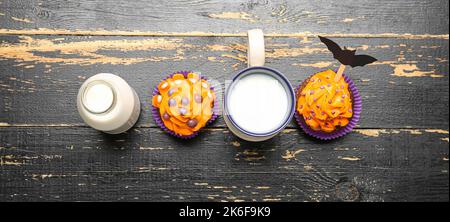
[223,30,295,142]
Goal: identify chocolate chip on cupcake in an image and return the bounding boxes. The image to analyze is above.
[152,71,218,138]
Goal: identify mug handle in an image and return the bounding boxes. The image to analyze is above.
[247,29,265,67]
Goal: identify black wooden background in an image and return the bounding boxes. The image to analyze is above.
[0,0,448,202]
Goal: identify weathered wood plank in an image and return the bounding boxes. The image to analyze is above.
[0,127,448,201]
[0,0,447,205]
[0,0,448,35]
[0,35,448,128]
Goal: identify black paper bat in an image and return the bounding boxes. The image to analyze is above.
[318,36,377,67]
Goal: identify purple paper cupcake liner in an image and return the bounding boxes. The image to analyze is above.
[151,71,219,139]
[294,72,362,140]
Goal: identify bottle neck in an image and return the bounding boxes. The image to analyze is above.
[81,80,116,114]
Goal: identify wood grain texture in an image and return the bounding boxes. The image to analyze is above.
[0,35,448,128]
[0,0,448,35]
[0,127,448,201]
[0,0,448,202]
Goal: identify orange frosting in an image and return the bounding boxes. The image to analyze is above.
[297,70,353,133]
[152,72,215,136]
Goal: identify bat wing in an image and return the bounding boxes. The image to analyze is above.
[350,55,377,67]
[318,36,342,59]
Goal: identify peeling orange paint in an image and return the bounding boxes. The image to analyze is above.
[11,17,33,23]
[391,64,444,78]
[231,141,241,147]
[137,166,171,172]
[354,129,388,137]
[342,18,355,23]
[282,149,306,160]
[425,129,449,134]
[267,47,327,58]
[208,12,256,22]
[0,154,60,166]
[206,44,231,51]
[292,61,332,68]
[222,54,246,62]
[420,45,440,49]
[355,129,449,138]
[230,43,247,52]
[0,155,24,166]
[139,147,173,150]
[242,150,259,156]
[207,56,217,61]
[263,198,281,202]
[300,36,312,43]
[304,165,314,171]
[0,29,448,39]
[282,129,297,133]
[194,182,209,186]
[339,156,361,161]
[0,36,191,65]
[401,129,423,135]
[359,45,369,50]
[255,186,271,190]
[369,60,396,66]
[0,123,79,127]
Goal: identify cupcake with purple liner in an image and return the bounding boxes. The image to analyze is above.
[295,70,362,140]
[152,71,218,139]
[294,36,375,140]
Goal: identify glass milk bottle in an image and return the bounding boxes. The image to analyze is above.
[77,73,140,134]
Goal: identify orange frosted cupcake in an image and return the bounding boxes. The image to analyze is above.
[295,69,361,140]
[151,71,218,138]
